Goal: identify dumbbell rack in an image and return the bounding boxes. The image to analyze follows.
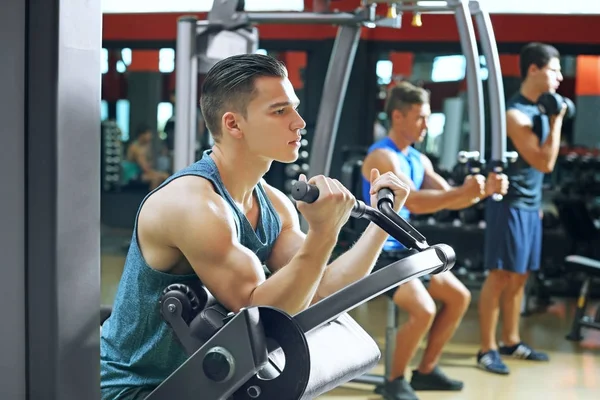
[101,120,123,192]
[283,128,310,203]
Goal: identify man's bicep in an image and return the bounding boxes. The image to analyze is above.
[267,226,305,273]
[420,154,451,191]
[507,110,543,166]
[262,181,306,272]
[363,150,416,190]
[176,204,266,313]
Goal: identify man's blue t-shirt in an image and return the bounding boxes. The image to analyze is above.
[362,137,424,251]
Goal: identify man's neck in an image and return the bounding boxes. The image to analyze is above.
[388,130,413,154]
[520,80,544,104]
[210,143,272,208]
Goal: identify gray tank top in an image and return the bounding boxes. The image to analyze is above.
[100,150,282,399]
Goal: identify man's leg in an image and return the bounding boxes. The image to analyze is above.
[409,271,470,391]
[477,201,525,375]
[500,272,529,346]
[381,279,436,400]
[498,210,549,362]
[390,279,436,379]
[478,270,510,353]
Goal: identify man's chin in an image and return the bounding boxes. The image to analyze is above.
[276,150,300,164]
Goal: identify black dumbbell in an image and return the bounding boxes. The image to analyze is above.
[537,92,576,118]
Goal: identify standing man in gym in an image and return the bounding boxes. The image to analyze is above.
[100,53,411,400]
[361,81,508,400]
[477,42,566,374]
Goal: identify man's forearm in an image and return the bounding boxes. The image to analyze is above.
[445,195,480,210]
[250,231,336,315]
[408,188,467,214]
[312,223,388,303]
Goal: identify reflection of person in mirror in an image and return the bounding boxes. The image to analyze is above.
[126,124,169,190]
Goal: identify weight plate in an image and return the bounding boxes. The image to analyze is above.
[233,307,310,400]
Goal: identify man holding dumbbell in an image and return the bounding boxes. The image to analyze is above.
[100,53,411,400]
[361,81,508,400]
[477,42,568,375]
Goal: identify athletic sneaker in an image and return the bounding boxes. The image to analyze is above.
[378,377,419,400]
[499,342,549,361]
[410,366,464,391]
[477,349,510,375]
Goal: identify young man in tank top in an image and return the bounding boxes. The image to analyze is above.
[477,42,567,375]
[100,54,412,400]
[361,81,508,400]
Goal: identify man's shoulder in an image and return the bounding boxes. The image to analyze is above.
[141,176,229,225]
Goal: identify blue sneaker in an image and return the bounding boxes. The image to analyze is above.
[477,349,509,375]
[499,342,549,361]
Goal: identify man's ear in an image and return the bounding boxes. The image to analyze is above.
[391,109,403,123]
[222,112,243,139]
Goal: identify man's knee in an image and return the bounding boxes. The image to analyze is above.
[455,285,472,312]
[394,288,436,328]
[432,276,471,313]
[506,271,529,294]
[484,269,511,293]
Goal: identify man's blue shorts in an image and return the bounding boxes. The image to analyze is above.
[484,200,542,275]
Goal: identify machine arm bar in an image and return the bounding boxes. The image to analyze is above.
[452,0,486,168]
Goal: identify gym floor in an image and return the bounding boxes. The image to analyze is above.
[101,227,600,400]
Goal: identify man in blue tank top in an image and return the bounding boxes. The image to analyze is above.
[100,53,411,399]
[477,43,567,375]
[361,82,508,400]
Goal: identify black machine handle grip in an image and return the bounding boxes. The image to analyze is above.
[377,187,394,208]
[291,180,320,203]
[291,181,429,251]
[292,180,367,219]
[490,151,518,202]
[292,181,394,208]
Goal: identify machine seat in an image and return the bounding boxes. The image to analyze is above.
[565,255,600,277]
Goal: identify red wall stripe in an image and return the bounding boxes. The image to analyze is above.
[102,13,600,44]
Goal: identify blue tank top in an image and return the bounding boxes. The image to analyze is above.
[504,93,550,210]
[100,150,282,399]
[361,137,425,251]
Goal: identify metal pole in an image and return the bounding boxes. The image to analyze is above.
[174,16,199,172]
[451,0,485,169]
[244,11,367,24]
[470,1,506,173]
[395,5,452,12]
[308,24,362,178]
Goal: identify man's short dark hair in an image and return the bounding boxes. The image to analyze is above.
[384,81,430,120]
[134,123,152,139]
[519,42,560,79]
[200,54,288,141]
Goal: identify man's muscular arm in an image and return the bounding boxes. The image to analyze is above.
[264,177,403,304]
[362,149,476,214]
[420,155,485,210]
[507,107,565,173]
[171,182,337,316]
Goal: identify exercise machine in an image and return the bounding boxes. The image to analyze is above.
[453,0,517,202]
[553,196,600,341]
[144,183,456,399]
[173,0,404,173]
